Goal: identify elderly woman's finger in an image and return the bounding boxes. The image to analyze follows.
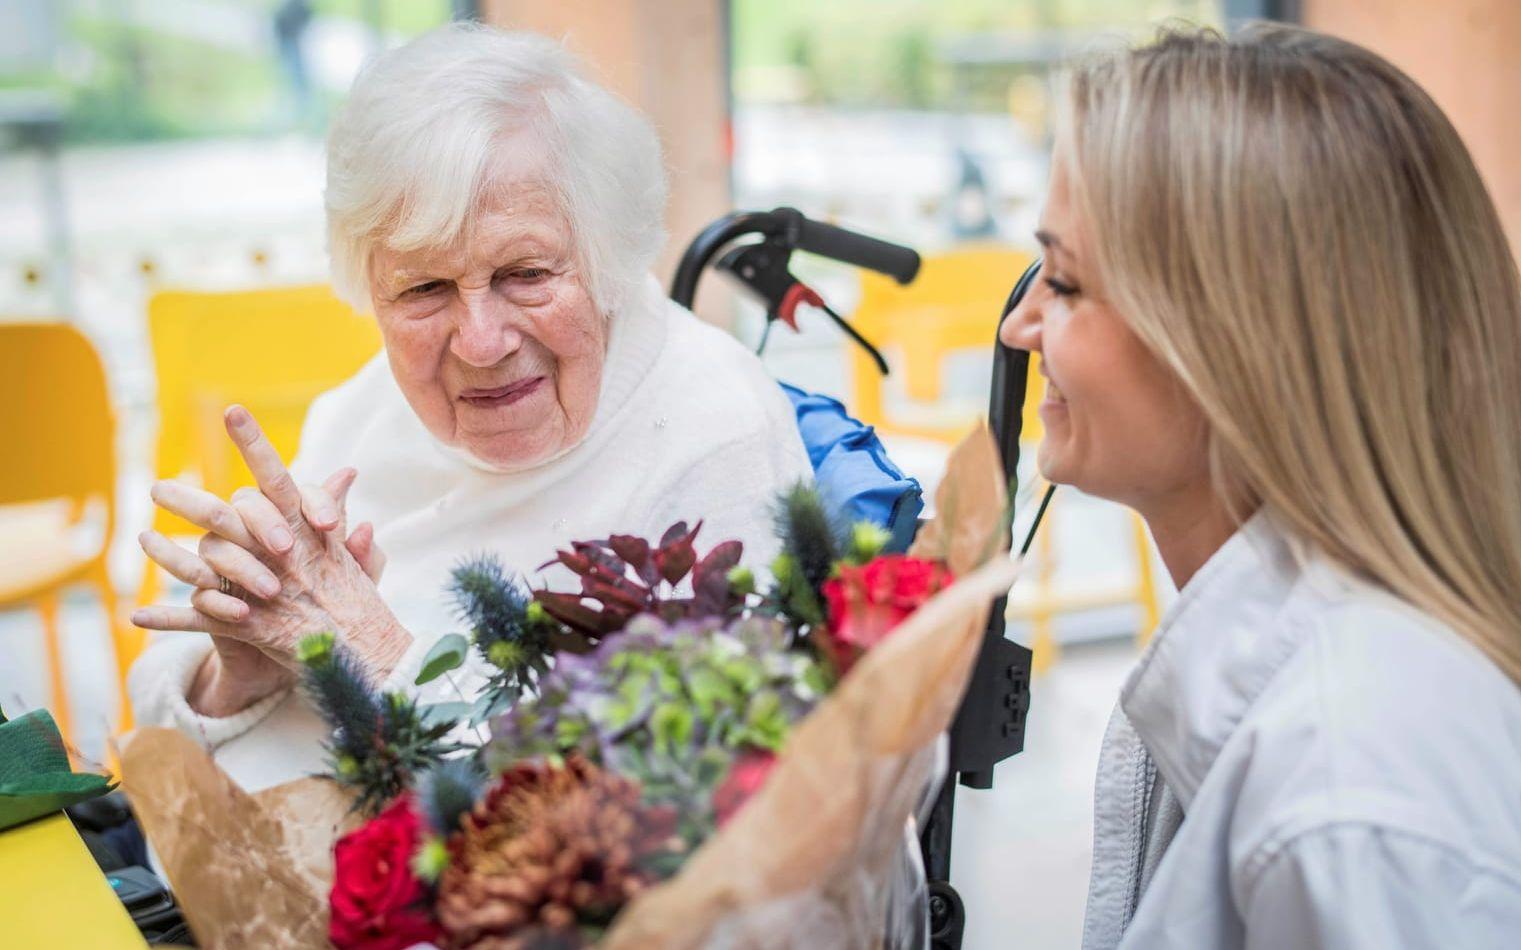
[346,522,386,582]
[300,468,356,533]
[150,480,257,548]
[130,604,213,633]
[198,534,281,599]
[224,405,304,522]
[138,530,220,589]
[191,587,251,623]
[232,486,296,555]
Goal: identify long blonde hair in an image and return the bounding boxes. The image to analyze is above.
[1060,24,1521,682]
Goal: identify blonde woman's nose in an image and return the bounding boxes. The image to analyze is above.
[1000,286,1043,353]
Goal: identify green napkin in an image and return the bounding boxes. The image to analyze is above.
[0,704,115,831]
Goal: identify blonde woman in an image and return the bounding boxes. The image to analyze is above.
[1001,25,1521,948]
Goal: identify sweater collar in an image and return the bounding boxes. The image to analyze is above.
[1119,509,1307,807]
[427,276,671,475]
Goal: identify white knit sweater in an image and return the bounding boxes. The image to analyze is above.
[128,278,812,792]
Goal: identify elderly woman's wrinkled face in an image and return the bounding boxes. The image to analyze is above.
[369,151,605,470]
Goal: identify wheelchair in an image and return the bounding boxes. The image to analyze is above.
[671,208,1042,950]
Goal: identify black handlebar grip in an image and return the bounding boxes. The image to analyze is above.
[791,215,921,284]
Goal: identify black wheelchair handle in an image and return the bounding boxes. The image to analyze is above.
[669,208,921,308]
[786,210,921,285]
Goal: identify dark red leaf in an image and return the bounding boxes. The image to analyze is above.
[575,541,627,579]
[533,591,623,635]
[655,539,697,586]
[693,573,732,616]
[583,577,650,612]
[694,540,744,579]
[539,549,593,575]
[689,540,743,615]
[607,535,652,570]
[659,521,690,548]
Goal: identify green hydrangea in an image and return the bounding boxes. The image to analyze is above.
[484,614,825,831]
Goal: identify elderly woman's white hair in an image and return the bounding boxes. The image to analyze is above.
[324,22,668,315]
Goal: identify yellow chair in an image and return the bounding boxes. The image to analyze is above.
[852,246,1035,444]
[0,323,134,751]
[137,285,382,611]
[852,249,1161,670]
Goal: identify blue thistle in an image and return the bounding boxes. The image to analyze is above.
[414,757,485,837]
[449,554,553,702]
[774,483,844,592]
[297,632,457,815]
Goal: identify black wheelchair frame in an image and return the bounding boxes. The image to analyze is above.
[671,209,1042,950]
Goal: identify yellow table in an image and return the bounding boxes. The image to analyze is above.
[0,812,146,948]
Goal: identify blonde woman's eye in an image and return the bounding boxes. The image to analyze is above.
[1044,276,1079,298]
[405,280,446,296]
[515,268,550,281]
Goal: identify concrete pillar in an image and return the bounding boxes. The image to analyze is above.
[479,0,733,323]
[1303,0,1521,253]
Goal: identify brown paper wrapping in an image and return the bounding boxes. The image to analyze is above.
[603,423,1016,948]
[908,420,1009,575]
[119,728,359,949]
[122,424,1016,950]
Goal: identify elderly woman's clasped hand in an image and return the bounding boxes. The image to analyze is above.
[132,405,411,716]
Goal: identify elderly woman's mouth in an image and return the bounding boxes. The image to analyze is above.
[459,377,546,408]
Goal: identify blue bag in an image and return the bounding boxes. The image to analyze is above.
[779,382,924,553]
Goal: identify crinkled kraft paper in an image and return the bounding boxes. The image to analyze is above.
[119,727,360,949]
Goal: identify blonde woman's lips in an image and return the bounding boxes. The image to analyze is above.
[460,376,545,408]
[1041,380,1068,413]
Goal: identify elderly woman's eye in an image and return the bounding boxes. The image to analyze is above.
[507,267,551,282]
[406,280,447,296]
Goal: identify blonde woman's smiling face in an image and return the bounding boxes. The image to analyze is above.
[999,155,1210,510]
[368,144,607,471]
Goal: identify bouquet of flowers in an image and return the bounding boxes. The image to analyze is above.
[121,425,1024,949]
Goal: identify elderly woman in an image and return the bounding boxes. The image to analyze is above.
[128,23,810,791]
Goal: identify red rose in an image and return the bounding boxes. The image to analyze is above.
[712,748,778,828]
[821,555,953,676]
[329,794,443,950]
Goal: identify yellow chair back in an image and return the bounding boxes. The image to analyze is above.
[146,285,382,537]
[0,323,115,517]
[0,322,133,748]
[852,246,1038,443]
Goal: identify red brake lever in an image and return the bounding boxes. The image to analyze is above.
[776,282,824,332]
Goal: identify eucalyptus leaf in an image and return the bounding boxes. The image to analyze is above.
[415,633,470,686]
[419,701,472,730]
[469,689,515,727]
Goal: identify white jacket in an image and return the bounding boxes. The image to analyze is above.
[1083,510,1521,949]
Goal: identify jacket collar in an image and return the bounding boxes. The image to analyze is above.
[1119,509,1308,807]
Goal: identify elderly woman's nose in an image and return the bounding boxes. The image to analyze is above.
[451,299,523,367]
